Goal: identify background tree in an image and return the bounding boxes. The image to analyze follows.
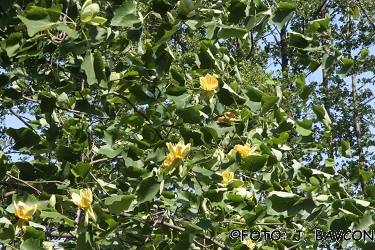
[0,0,374,249]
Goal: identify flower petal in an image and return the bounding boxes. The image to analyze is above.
[72,193,82,207]
[24,204,37,218]
[166,142,176,157]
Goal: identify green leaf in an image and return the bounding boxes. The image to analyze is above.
[6,128,41,151]
[0,0,15,12]
[76,232,93,250]
[81,51,95,85]
[240,155,268,172]
[111,0,141,28]
[365,186,375,200]
[245,87,266,102]
[203,189,225,202]
[171,68,186,85]
[217,25,247,39]
[98,145,122,158]
[75,99,103,116]
[180,126,204,145]
[71,162,91,179]
[200,126,218,144]
[129,85,154,105]
[322,54,336,70]
[20,238,44,250]
[56,145,80,162]
[227,179,244,188]
[155,46,174,75]
[154,25,179,47]
[40,96,56,114]
[300,86,312,101]
[46,5,63,22]
[2,32,23,57]
[340,140,351,157]
[329,216,353,231]
[217,83,246,106]
[359,170,374,183]
[296,119,312,136]
[195,40,220,70]
[307,14,331,35]
[270,2,296,29]
[168,93,190,110]
[176,106,203,124]
[104,195,135,215]
[24,226,44,241]
[296,73,305,89]
[39,211,74,226]
[228,0,247,24]
[93,50,108,88]
[16,162,36,181]
[337,58,354,78]
[152,0,171,14]
[313,106,332,126]
[266,191,301,216]
[0,218,15,244]
[261,96,279,114]
[165,86,186,96]
[288,32,309,49]
[18,15,56,37]
[206,122,234,137]
[136,177,160,203]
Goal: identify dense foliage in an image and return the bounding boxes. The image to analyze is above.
[0,0,375,249]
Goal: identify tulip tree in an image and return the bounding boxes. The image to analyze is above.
[0,0,374,249]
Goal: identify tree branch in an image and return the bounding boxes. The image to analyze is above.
[6,173,41,195]
[356,1,375,30]
[8,109,36,132]
[22,95,109,120]
[112,92,164,140]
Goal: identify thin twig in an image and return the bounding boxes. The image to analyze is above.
[288,243,301,250]
[27,180,67,184]
[112,92,164,140]
[141,210,168,250]
[22,95,109,119]
[8,109,36,132]
[240,173,265,184]
[90,172,109,196]
[189,171,204,192]
[156,220,230,250]
[356,1,375,30]
[6,173,41,195]
[221,220,284,226]
[90,156,123,165]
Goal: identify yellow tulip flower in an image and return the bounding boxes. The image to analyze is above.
[200,74,219,103]
[72,189,96,226]
[220,171,234,187]
[229,144,259,158]
[162,140,190,175]
[72,188,93,208]
[162,153,174,168]
[14,201,37,234]
[166,140,191,159]
[242,239,256,249]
